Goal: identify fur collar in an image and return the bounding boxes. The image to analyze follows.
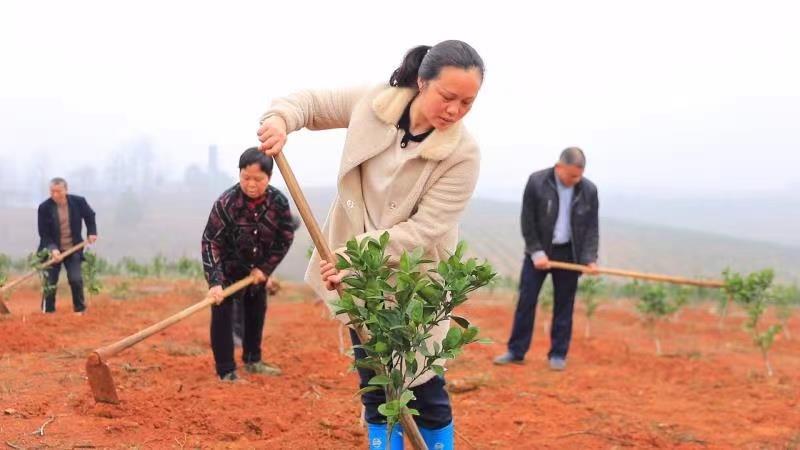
[371,86,462,161]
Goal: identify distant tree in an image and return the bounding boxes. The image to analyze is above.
[67,165,99,192]
[114,188,145,226]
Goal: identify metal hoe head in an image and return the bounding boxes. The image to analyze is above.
[0,298,10,315]
[86,352,120,404]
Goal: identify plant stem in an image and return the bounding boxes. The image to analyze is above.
[762,349,773,377]
[717,298,729,331]
[647,320,661,356]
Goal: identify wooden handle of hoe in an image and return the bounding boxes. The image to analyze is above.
[273,153,338,273]
[548,261,724,288]
[273,152,428,450]
[94,276,255,359]
[0,241,89,294]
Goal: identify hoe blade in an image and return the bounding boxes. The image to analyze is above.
[86,352,120,404]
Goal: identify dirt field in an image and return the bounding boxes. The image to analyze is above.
[1,280,798,449]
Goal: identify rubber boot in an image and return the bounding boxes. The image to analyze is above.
[367,422,404,450]
[419,421,454,450]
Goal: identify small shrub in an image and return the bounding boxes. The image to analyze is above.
[723,269,780,376]
[331,233,495,440]
[578,277,604,338]
[636,284,678,355]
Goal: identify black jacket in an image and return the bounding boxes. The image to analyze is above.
[37,194,97,255]
[201,185,296,287]
[521,168,599,264]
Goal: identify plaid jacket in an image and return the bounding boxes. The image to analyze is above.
[202,185,295,287]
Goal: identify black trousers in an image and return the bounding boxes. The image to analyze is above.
[350,329,452,430]
[507,244,581,360]
[210,284,268,377]
[233,297,245,343]
[41,252,85,313]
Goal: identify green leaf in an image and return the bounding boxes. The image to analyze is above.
[343,276,365,289]
[451,315,470,329]
[336,254,351,270]
[368,374,390,386]
[367,239,382,253]
[407,298,424,324]
[419,343,432,357]
[408,358,418,374]
[437,261,448,276]
[431,365,445,377]
[399,389,415,405]
[354,358,383,372]
[374,341,389,354]
[443,327,463,350]
[380,231,390,248]
[391,369,403,388]
[354,386,383,397]
[419,284,441,304]
[411,247,424,263]
[466,258,477,273]
[455,241,466,259]
[378,401,399,418]
[462,326,479,343]
[400,252,411,272]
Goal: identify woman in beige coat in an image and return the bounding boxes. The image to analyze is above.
[257,40,484,450]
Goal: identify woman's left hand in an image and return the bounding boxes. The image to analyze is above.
[319,259,350,291]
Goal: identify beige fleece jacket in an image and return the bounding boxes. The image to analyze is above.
[261,84,480,387]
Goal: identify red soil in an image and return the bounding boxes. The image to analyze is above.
[1,281,798,449]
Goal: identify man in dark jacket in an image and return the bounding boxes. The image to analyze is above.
[495,147,599,370]
[37,177,98,314]
[202,147,295,381]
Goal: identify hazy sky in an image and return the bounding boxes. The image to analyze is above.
[1,0,799,199]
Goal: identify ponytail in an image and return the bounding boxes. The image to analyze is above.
[389,45,432,87]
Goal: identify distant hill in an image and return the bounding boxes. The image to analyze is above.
[459,197,800,284]
[599,191,800,249]
[1,186,798,284]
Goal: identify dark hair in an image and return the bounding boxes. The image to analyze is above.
[50,177,68,188]
[389,40,485,88]
[559,147,587,168]
[239,147,274,176]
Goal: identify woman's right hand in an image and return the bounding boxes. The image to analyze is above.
[257,116,288,156]
[319,260,349,292]
[208,285,225,305]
